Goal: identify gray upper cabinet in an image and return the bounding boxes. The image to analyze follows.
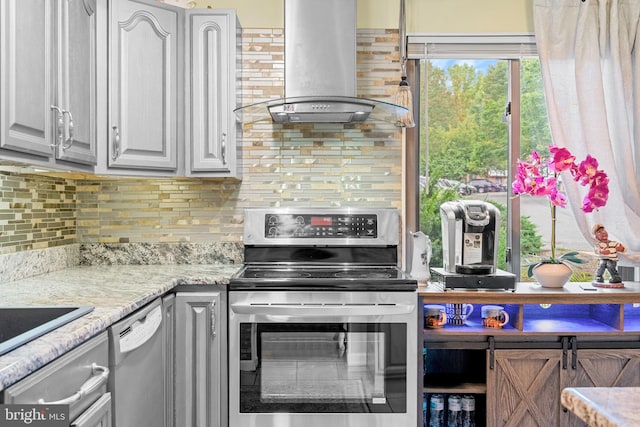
[0,0,99,167]
[108,0,181,172]
[1,0,240,178]
[185,10,240,178]
[57,0,100,165]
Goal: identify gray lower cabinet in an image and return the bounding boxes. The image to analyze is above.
[0,0,100,168]
[2,331,111,427]
[174,289,227,427]
[71,393,112,427]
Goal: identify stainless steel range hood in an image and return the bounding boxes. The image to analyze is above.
[234,0,407,125]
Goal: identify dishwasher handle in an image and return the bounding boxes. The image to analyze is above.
[230,302,415,317]
[38,363,109,406]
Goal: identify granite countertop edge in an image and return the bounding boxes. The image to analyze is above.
[0,264,241,392]
[561,387,640,427]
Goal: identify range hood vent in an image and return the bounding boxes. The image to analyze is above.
[234,0,407,125]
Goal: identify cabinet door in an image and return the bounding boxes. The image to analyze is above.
[562,349,640,426]
[175,291,227,427]
[185,10,238,177]
[56,0,98,165]
[109,0,180,171]
[0,0,54,157]
[71,392,112,427]
[487,349,563,427]
[570,348,640,387]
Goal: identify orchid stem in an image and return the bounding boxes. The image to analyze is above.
[550,202,556,261]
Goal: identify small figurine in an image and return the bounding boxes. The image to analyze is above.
[592,223,626,286]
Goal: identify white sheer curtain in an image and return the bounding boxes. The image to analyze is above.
[534,0,640,264]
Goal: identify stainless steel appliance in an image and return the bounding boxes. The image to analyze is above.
[229,208,418,427]
[440,200,500,275]
[233,0,407,124]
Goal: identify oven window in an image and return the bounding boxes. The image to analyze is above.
[239,322,407,413]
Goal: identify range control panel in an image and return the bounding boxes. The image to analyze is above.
[264,214,377,238]
[243,208,399,246]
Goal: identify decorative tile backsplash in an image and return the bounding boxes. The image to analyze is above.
[0,171,77,254]
[75,178,244,244]
[0,28,404,265]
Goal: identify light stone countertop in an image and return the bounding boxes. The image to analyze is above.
[0,264,241,391]
[562,387,640,426]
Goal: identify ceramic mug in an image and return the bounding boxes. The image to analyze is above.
[424,304,447,329]
[445,303,474,326]
[481,305,509,328]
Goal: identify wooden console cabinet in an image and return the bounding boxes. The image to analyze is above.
[418,281,640,427]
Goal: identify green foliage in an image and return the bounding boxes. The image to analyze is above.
[520,215,543,255]
[418,181,460,269]
[488,200,507,271]
[520,59,553,156]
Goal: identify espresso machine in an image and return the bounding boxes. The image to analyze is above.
[432,200,515,290]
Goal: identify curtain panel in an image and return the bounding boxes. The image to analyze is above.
[534,0,640,264]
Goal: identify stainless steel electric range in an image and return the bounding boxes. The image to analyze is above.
[229,208,419,427]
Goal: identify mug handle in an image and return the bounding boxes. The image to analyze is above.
[463,304,474,320]
[499,310,510,327]
[438,311,447,326]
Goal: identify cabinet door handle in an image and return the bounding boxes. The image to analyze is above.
[111,126,120,160]
[62,110,75,150]
[221,132,227,165]
[570,336,578,370]
[50,105,64,148]
[38,363,109,406]
[210,300,217,338]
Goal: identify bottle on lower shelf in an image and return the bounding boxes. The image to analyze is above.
[461,395,475,427]
[429,394,445,427]
[425,393,477,427]
[447,395,462,427]
[423,393,428,427]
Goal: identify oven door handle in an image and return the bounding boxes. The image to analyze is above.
[230,303,415,317]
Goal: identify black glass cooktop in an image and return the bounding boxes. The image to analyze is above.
[230,266,417,291]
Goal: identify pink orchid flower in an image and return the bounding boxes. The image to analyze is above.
[513,147,608,214]
[549,145,576,172]
[512,145,609,268]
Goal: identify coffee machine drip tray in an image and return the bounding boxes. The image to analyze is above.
[430,267,516,291]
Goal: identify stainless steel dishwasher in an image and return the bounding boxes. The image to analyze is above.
[109,297,165,427]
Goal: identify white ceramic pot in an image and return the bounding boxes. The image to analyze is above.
[532,262,573,288]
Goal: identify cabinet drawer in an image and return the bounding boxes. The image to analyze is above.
[4,332,109,421]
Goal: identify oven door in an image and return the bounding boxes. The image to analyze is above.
[229,291,418,427]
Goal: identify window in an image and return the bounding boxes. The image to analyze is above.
[406,34,595,281]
